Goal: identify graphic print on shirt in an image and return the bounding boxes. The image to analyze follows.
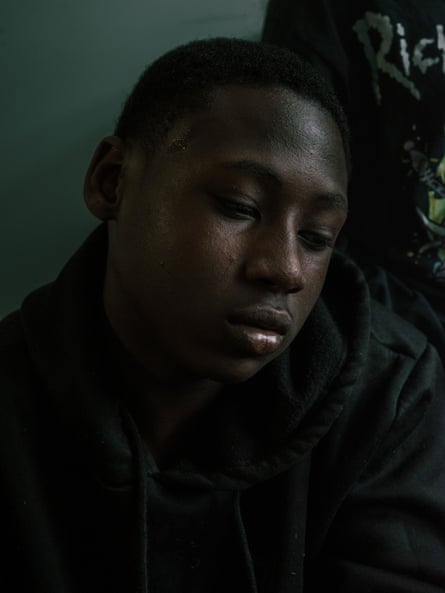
[354,11,445,284]
[353,12,445,104]
[403,130,445,283]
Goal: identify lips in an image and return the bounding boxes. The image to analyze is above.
[228,307,292,335]
[225,306,292,356]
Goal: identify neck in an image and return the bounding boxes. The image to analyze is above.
[107,323,223,466]
[135,379,222,468]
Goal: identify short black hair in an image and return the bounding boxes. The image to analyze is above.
[115,37,350,167]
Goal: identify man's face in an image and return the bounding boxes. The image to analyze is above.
[104,86,348,384]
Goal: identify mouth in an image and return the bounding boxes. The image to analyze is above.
[225,307,292,356]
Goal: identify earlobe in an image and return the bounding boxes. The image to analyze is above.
[83,136,126,220]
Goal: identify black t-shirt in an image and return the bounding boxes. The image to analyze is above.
[263,0,445,325]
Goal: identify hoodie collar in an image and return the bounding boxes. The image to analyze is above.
[20,224,371,490]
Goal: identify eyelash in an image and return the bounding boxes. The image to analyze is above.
[298,231,335,252]
[216,196,259,220]
[215,196,335,251]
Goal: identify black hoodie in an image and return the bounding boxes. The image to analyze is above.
[1,225,445,592]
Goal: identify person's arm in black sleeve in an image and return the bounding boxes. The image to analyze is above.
[262,0,352,106]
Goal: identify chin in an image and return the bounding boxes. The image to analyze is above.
[200,355,274,385]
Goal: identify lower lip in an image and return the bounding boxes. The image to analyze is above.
[226,323,285,356]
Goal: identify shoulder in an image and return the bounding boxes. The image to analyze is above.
[0,309,30,372]
[0,298,47,415]
[360,298,442,424]
[341,299,444,471]
[369,297,430,361]
[366,298,444,410]
[0,310,36,442]
[319,253,443,455]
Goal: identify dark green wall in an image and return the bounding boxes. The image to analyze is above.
[2,0,267,318]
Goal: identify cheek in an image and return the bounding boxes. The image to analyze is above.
[291,257,331,324]
[307,257,331,302]
[164,220,242,289]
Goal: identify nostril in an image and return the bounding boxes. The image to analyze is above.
[244,243,304,293]
[253,275,302,295]
[286,284,300,295]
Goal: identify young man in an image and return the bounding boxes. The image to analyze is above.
[1,38,444,593]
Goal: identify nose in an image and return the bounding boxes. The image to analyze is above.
[244,227,304,294]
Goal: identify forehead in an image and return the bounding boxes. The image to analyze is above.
[161,85,348,189]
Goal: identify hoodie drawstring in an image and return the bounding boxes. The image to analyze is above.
[233,491,259,593]
[122,409,150,593]
[123,407,260,593]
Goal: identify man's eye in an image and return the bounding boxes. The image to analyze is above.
[215,196,259,220]
[299,231,335,252]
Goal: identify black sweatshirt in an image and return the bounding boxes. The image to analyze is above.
[1,225,445,592]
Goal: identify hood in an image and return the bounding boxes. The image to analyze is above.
[20,224,371,491]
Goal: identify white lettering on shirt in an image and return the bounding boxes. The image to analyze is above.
[353,11,444,103]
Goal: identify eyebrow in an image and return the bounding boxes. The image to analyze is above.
[220,159,348,212]
[316,192,349,212]
[221,159,282,184]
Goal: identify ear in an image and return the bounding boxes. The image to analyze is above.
[83,136,126,220]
